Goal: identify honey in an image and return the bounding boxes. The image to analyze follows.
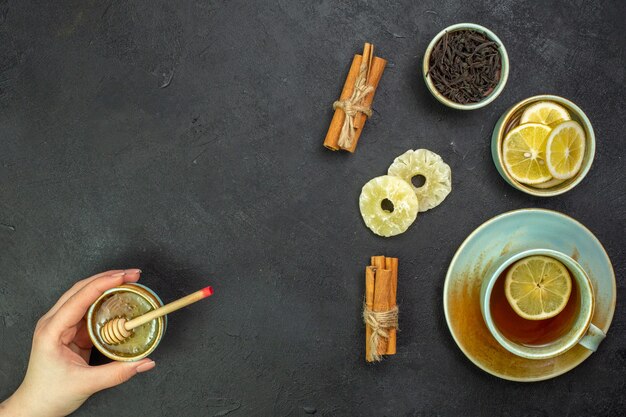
[94,292,158,356]
[87,283,166,361]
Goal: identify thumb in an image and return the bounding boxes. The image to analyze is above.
[83,358,156,393]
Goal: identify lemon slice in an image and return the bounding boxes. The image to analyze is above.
[359,175,419,237]
[545,120,586,180]
[532,178,566,189]
[504,256,572,320]
[502,123,553,184]
[520,101,571,127]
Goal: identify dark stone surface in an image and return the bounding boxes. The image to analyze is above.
[1,1,624,416]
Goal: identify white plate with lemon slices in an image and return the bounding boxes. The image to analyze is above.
[443,208,615,382]
[491,95,595,197]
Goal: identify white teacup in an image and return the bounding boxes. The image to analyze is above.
[480,248,605,360]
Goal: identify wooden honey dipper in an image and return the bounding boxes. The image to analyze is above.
[100,286,213,345]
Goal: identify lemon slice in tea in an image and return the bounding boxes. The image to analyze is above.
[545,120,586,180]
[504,256,572,320]
[520,101,571,127]
[502,123,553,185]
[359,175,418,237]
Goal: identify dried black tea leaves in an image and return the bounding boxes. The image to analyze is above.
[427,30,502,105]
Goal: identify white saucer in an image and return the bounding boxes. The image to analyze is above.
[443,209,616,381]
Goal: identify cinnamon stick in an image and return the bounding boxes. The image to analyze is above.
[354,43,374,130]
[323,54,363,151]
[342,56,386,153]
[385,257,398,354]
[366,44,374,80]
[365,256,399,362]
[365,266,376,362]
[371,255,386,269]
[373,268,392,356]
[323,43,386,153]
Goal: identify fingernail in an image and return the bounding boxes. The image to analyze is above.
[124,269,142,274]
[111,272,126,278]
[136,360,155,373]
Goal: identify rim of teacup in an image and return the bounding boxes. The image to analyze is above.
[491,94,596,197]
[480,248,594,360]
[422,23,509,110]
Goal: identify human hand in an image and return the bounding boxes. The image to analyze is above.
[0,269,156,417]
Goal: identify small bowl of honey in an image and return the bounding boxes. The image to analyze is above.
[491,95,595,197]
[87,283,166,362]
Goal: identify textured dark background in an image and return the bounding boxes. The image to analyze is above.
[1,1,625,416]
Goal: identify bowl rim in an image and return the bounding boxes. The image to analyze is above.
[422,22,510,110]
[493,94,596,197]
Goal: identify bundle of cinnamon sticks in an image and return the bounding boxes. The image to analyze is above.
[324,43,386,153]
[364,255,398,362]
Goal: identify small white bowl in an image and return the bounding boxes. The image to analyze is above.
[423,23,509,110]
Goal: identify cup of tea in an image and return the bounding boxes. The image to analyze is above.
[480,248,605,360]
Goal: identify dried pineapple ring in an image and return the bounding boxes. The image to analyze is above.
[359,175,419,237]
[388,149,451,212]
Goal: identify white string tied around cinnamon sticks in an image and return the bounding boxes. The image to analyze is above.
[332,61,374,149]
[363,304,399,362]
